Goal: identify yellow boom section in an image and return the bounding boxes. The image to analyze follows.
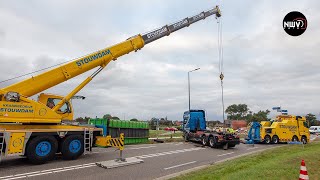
[1,6,221,98]
[3,36,144,97]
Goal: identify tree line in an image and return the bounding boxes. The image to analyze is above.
[225,104,320,126]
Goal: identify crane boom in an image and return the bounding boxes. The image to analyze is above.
[1,6,221,97]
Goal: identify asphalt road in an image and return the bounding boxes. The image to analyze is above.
[0,142,283,180]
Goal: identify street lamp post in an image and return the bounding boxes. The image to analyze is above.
[188,68,200,113]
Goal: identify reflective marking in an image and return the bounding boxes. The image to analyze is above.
[217,152,234,156]
[164,161,197,170]
[129,146,156,150]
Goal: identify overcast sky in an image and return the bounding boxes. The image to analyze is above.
[0,0,319,121]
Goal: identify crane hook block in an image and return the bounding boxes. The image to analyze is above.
[219,73,224,81]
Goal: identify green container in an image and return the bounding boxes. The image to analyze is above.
[124,137,149,145]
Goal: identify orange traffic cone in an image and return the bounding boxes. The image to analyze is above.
[299,160,309,180]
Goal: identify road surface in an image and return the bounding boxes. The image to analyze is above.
[0,142,283,180]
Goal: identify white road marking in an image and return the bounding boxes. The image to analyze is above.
[217,152,234,157]
[4,176,26,180]
[247,147,259,150]
[0,163,97,180]
[129,146,156,150]
[0,147,204,179]
[135,147,203,159]
[27,172,52,177]
[164,161,197,170]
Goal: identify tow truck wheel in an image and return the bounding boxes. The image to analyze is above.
[61,135,84,160]
[264,135,271,144]
[26,136,58,164]
[292,136,299,142]
[301,136,307,144]
[209,136,216,148]
[202,136,208,146]
[272,135,279,144]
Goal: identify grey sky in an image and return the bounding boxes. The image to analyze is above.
[0,0,319,121]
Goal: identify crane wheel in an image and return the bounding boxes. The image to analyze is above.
[61,135,84,160]
[272,135,279,144]
[26,135,58,164]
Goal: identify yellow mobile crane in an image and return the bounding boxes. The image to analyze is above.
[0,6,221,164]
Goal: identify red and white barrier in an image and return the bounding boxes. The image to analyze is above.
[299,159,309,180]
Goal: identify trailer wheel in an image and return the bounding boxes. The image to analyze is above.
[292,135,299,142]
[264,135,271,144]
[61,135,84,160]
[209,136,216,148]
[26,136,58,164]
[201,136,208,146]
[301,136,307,144]
[272,135,279,144]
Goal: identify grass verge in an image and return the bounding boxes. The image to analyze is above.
[149,130,182,138]
[173,142,320,180]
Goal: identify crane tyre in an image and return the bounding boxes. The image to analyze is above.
[61,135,84,160]
[26,135,58,164]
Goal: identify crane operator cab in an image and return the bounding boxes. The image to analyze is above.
[38,93,74,121]
[0,91,72,123]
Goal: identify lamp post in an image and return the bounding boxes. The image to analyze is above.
[188,68,200,113]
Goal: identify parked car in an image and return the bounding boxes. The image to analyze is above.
[309,126,320,134]
[164,127,178,131]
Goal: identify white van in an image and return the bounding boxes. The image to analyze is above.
[309,126,320,134]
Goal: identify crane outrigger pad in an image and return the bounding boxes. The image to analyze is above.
[96,157,143,169]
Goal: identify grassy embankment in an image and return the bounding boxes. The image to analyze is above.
[174,139,320,180]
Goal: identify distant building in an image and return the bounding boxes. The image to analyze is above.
[231,120,247,130]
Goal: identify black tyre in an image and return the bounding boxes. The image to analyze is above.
[202,136,208,146]
[26,136,58,164]
[272,135,279,144]
[229,144,236,148]
[61,135,84,160]
[292,136,299,142]
[264,135,271,144]
[301,136,307,144]
[208,136,216,148]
